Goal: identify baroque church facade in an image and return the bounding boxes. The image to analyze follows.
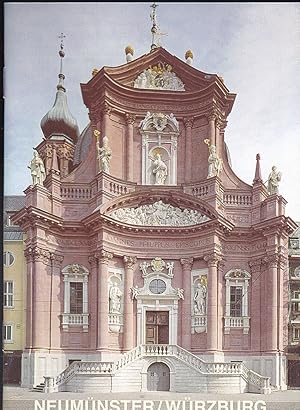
[13,13,297,393]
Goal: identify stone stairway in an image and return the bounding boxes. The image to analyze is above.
[45,344,271,394]
[32,382,45,392]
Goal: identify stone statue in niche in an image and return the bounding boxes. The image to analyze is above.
[194,283,207,314]
[267,166,281,195]
[150,153,168,185]
[207,144,222,178]
[28,150,46,186]
[96,135,112,174]
[109,282,122,314]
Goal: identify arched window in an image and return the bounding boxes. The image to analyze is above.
[224,269,251,334]
[61,264,89,332]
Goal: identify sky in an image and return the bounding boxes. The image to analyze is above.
[4,2,300,220]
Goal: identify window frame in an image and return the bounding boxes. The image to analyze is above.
[224,269,251,334]
[4,281,14,308]
[3,324,13,343]
[61,264,89,332]
[3,251,15,267]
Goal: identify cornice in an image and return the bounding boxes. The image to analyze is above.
[12,206,63,229]
[252,215,298,236]
[81,70,235,118]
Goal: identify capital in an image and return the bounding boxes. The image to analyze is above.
[24,247,33,263]
[180,257,194,270]
[97,249,114,264]
[123,255,137,269]
[183,117,194,128]
[206,110,217,122]
[125,113,136,125]
[204,253,222,267]
[263,254,279,269]
[32,246,51,264]
[248,258,264,272]
[50,253,64,267]
[88,255,98,268]
[102,102,111,116]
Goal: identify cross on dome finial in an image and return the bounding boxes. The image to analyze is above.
[58,33,66,76]
[150,2,167,51]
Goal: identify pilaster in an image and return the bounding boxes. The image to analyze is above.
[180,257,194,350]
[96,249,113,351]
[123,255,137,350]
[49,252,64,349]
[183,117,194,183]
[204,253,222,353]
[125,114,136,182]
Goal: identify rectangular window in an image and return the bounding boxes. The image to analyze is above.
[3,325,13,342]
[4,281,14,307]
[70,282,83,314]
[230,286,243,317]
[294,328,300,341]
[293,291,300,312]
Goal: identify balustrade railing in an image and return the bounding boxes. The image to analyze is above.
[61,186,92,200]
[53,344,270,393]
[223,193,252,206]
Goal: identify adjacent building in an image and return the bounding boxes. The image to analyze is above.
[3,195,26,384]
[11,9,297,394]
[287,223,300,387]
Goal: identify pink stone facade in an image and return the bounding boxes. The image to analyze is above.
[14,47,297,391]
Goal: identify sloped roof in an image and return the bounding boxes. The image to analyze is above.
[4,196,25,212]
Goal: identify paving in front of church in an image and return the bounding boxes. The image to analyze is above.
[3,386,300,410]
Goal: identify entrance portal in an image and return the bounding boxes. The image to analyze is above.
[146,311,169,344]
[147,362,170,391]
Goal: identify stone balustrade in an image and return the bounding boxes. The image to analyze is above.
[61,185,92,199]
[52,344,271,394]
[223,192,252,206]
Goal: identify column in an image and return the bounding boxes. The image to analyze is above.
[278,254,287,353]
[265,255,278,352]
[101,102,111,138]
[49,253,64,349]
[183,117,194,182]
[204,253,222,352]
[97,249,113,351]
[123,255,137,351]
[32,247,51,349]
[24,248,34,349]
[217,261,225,351]
[249,259,263,352]
[88,255,98,349]
[207,111,216,146]
[180,257,194,350]
[125,114,136,182]
[216,118,227,158]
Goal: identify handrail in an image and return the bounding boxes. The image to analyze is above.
[54,344,270,393]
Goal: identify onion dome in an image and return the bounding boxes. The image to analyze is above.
[40,39,79,143]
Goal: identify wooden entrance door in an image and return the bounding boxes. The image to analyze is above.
[147,362,170,391]
[146,311,169,344]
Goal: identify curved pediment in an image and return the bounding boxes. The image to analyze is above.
[108,200,210,227]
[86,48,227,94]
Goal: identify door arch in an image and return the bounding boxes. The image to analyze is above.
[147,362,170,391]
